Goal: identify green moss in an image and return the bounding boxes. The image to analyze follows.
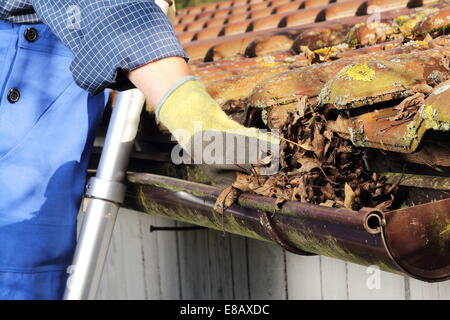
[185,165,214,185]
[283,229,361,262]
[147,162,185,179]
[348,38,360,48]
[138,187,266,240]
[238,198,278,214]
[315,39,325,48]
[429,217,450,256]
[382,173,450,191]
[431,23,450,35]
[283,228,400,274]
[238,197,309,217]
[151,182,209,198]
[376,262,402,275]
[440,225,450,237]
[137,186,402,275]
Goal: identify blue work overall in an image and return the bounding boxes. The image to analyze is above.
[0,21,107,299]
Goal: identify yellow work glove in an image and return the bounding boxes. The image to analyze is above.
[156,76,280,177]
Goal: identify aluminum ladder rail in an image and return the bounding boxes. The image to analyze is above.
[64,2,172,300]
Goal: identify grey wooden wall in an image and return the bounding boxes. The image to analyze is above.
[96,208,450,300]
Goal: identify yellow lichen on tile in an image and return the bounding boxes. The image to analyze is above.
[338,63,375,82]
[255,56,277,68]
[422,104,437,120]
[314,46,339,56]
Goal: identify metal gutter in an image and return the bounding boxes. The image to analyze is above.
[124,172,450,282]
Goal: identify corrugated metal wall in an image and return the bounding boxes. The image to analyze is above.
[96,208,450,300]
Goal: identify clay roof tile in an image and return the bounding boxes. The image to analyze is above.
[274,1,304,14]
[175,0,450,177]
[249,7,276,19]
[227,12,251,23]
[281,6,325,27]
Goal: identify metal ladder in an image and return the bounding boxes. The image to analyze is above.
[63,1,174,300]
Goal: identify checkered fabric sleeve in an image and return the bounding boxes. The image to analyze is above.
[32,0,188,94]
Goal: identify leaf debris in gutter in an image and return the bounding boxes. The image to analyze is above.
[227,99,399,212]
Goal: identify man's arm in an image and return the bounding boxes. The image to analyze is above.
[33,0,279,169]
[33,0,188,95]
[128,56,190,107]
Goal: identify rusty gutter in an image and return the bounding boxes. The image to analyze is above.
[125,173,450,282]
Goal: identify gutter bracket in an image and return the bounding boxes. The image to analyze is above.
[260,210,316,256]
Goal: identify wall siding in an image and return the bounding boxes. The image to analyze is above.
[96,209,450,300]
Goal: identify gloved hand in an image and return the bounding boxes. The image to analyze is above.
[156,76,280,178]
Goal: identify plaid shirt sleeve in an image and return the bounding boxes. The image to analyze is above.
[32,0,188,95]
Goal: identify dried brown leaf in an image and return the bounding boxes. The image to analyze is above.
[390,93,425,122]
[320,200,336,207]
[312,125,325,160]
[214,186,239,215]
[344,183,356,210]
[321,183,336,200]
[296,96,309,119]
[232,173,254,192]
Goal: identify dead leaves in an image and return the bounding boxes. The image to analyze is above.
[312,124,326,160]
[295,95,309,119]
[300,46,321,65]
[297,158,321,174]
[387,92,426,122]
[213,185,240,215]
[229,96,398,212]
[344,183,357,210]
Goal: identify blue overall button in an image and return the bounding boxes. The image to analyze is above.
[24,28,38,42]
[7,88,20,103]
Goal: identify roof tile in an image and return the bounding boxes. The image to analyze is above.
[194,25,223,41]
[226,12,251,23]
[248,7,276,19]
[281,7,327,27]
[319,0,368,22]
[318,49,448,109]
[274,1,305,14]
[245,32,298,57]
[241,39,448,107]
[303,0,333,8]
[183,7,403,59]
[414,7,450,35]
[202,2,220,12]
[421,80,450,123]
[217,0,234,9]
[184,19,208,32]
[249,1,273,11]
[221,20,252,35]
[177,30,197,43]
[230,5,250,15]
[206,16,229,28]
[248,12,286,31]
[174,0,450,162]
